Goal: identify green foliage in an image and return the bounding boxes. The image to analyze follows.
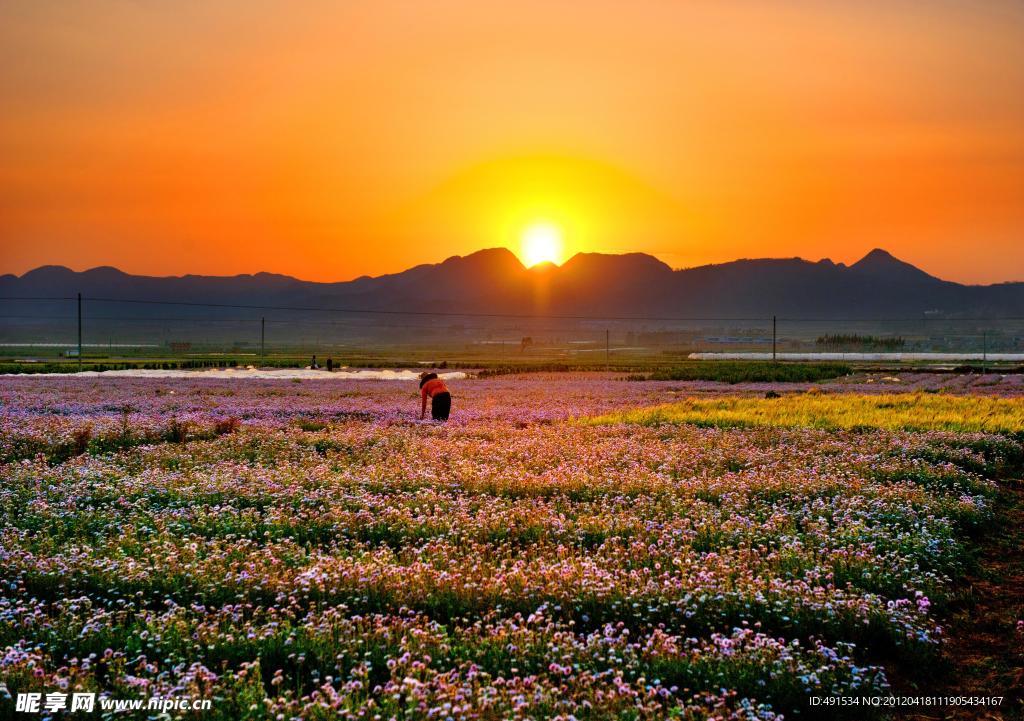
[816,334,905,349]
[628,361,852,384]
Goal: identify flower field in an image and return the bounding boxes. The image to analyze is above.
[1,374,1022,720]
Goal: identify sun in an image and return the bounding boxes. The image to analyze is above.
[520,222,564,267]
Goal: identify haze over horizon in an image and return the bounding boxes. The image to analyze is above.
[2,1,1024,284]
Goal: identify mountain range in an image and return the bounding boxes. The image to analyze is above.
[2,248,1023,322]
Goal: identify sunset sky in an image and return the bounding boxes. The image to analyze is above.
[1,1,1023,284]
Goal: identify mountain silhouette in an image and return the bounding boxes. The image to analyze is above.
[2,249,1023,327]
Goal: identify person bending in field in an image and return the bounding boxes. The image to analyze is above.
[419,372,451,421]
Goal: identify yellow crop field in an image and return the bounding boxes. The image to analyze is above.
[589,393,1024,433]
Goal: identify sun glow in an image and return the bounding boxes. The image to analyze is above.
[520,222,564,267]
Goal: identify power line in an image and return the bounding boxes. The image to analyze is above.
[0,317,773,336]
[0,314,639,333]
[79,296,777,322]
[2,295,1024,323]
[0,295,770,321]
[0,296,77,302]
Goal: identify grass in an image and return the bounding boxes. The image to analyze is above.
[5,354,1023,380]
[626,361,852,384]
[477,360,854,381]
[588,392,1024,433]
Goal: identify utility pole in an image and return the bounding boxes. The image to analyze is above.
[260,317,265,367]
[772,315,777,362]
[606,329,610,372]
[77,292,82,372]
[982,330,987,374]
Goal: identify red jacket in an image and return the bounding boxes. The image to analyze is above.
[421,378,449,401]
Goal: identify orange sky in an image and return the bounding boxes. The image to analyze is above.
[1,0,1023,284]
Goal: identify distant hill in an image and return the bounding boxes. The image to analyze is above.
[2,248,1023,324]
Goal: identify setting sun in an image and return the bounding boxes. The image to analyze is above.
[520,222,564,267]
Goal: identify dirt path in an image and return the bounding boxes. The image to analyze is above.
[902,480,1024,720]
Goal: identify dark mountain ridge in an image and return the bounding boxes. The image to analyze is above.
[2,248,1022,320]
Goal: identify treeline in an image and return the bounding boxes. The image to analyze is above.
[0,359,242,374]
[816,334,905,350]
